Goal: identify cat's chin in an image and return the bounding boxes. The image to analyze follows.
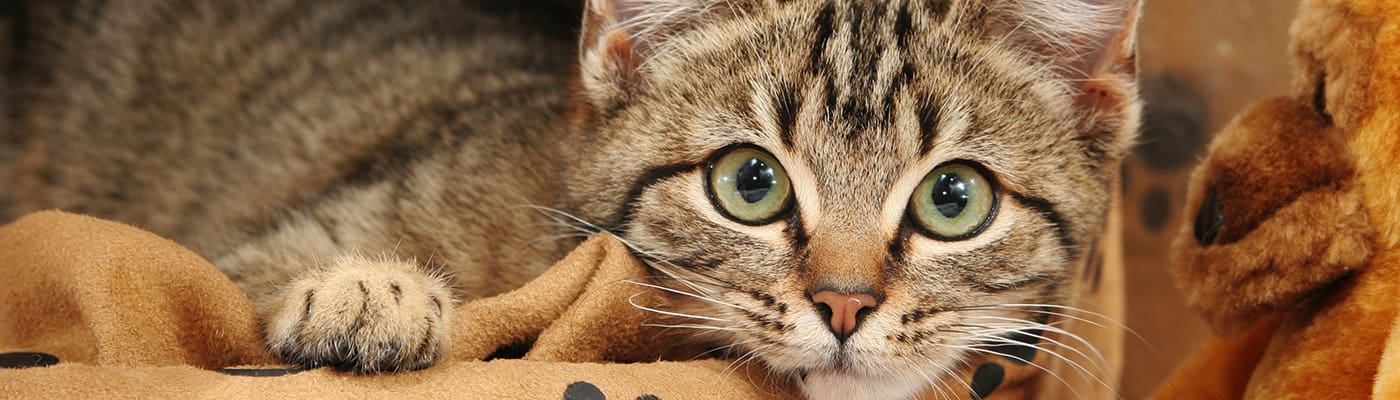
[797,369,928,400]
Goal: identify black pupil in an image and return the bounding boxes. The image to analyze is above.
[736,158,777,203]
[932,172,970,218]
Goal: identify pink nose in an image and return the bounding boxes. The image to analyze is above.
[811,290,880,338]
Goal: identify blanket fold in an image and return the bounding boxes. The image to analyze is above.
[0,210,1119,399]
[0,211,797,399]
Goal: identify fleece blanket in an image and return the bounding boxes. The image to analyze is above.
[0,211,1122,399]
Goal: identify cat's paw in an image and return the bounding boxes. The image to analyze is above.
[262,255,453,373]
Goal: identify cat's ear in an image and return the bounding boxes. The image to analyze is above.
[578,0,709,110]
[984,0,1142,156]
[983,0,1140,82]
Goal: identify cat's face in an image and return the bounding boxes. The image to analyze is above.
[564,0,1138,398]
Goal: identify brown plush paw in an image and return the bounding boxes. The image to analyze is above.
[262,255,454,373]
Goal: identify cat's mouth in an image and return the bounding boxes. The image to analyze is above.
[791,362,936,400]
[754,313,1053,395]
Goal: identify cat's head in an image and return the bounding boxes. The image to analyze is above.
[562,0,1140,398]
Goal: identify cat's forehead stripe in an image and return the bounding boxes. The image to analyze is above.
[774,82,802,150]
[916,99,940,156]
[806,1,836,74]
[790,0,976,157]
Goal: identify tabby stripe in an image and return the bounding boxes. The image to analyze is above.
[886,223,915,272]
[612,162,701,232]
[917,104,940,155]
[845,1,868,70]
[668,253,722,271]
[842,1,882,131]
[929,0,951,21]
[876,3,906,124]
[880,57,915,125]
[1009,193,1076,250]
[823,77,839,118]
[774,83,802,150]
[893,1,913,49]
[808,1,836,73]
[841,100,874,136]
[785,211,810,268]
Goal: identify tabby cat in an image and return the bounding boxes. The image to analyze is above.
[0,0,1139,399]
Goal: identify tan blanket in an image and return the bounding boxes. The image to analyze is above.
[0,211,1122,399]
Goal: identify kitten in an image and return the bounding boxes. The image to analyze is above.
[1,0,1139,399]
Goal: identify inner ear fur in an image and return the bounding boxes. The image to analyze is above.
[1170,98,1374,335]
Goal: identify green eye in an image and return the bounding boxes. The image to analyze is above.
[909,162,997,240]
[707,146,794,224]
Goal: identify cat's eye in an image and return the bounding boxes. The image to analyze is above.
[909,162,997,240]
[706,146,794,224]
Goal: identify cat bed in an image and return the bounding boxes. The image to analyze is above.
[0,211,1120,399]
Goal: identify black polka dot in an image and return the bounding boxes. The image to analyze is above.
[1141,187,1171,231]
[0,352,59,369]
[1136,75,1209,171]
[969,363,1005,399]
[564,382,606,400]
[216,367,305,376]
[635,395,660,400]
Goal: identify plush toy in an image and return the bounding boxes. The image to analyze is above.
[1153,0,1400,398]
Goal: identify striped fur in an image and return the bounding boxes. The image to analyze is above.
[1,0,1138,397]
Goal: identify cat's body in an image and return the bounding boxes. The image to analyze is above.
[3,0,579,296]
[2,1,1140,399]
[3,0,585,373]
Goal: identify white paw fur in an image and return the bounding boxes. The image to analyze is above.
[262,255,454,373]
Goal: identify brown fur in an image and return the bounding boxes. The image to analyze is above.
[1171,98,1373,335]
[2,1,1140,398]
[1160,0,1400,398]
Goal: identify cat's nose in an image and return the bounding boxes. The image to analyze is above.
[810,290,880,340]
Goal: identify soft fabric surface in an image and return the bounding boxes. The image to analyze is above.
[1154,0,1400,398]
[0,211,1120,399]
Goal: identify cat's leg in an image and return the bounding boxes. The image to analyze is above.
[258,254,454,373]
[211,187,458,373]
[210,160,564,372]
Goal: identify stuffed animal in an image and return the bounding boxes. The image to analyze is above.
[1153,0,1400,398]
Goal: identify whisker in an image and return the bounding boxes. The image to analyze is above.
[916,360,960,400]
[694,337,767,360]
[948,302,1158,361]
[959,329,1115,397]
[955,303,1150,347]
[723,343,778,377]
[627,293,732,323]
[643,259,725,296]
[912,366,950,400]
[937,344,1086,400]
[958,325,1109,381]
[954,315,1109,375]
[623,279,753,312]
[950,319,1122,400]
[644,321,756,331]
[631,275,735,291]
[922,355,972,400]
